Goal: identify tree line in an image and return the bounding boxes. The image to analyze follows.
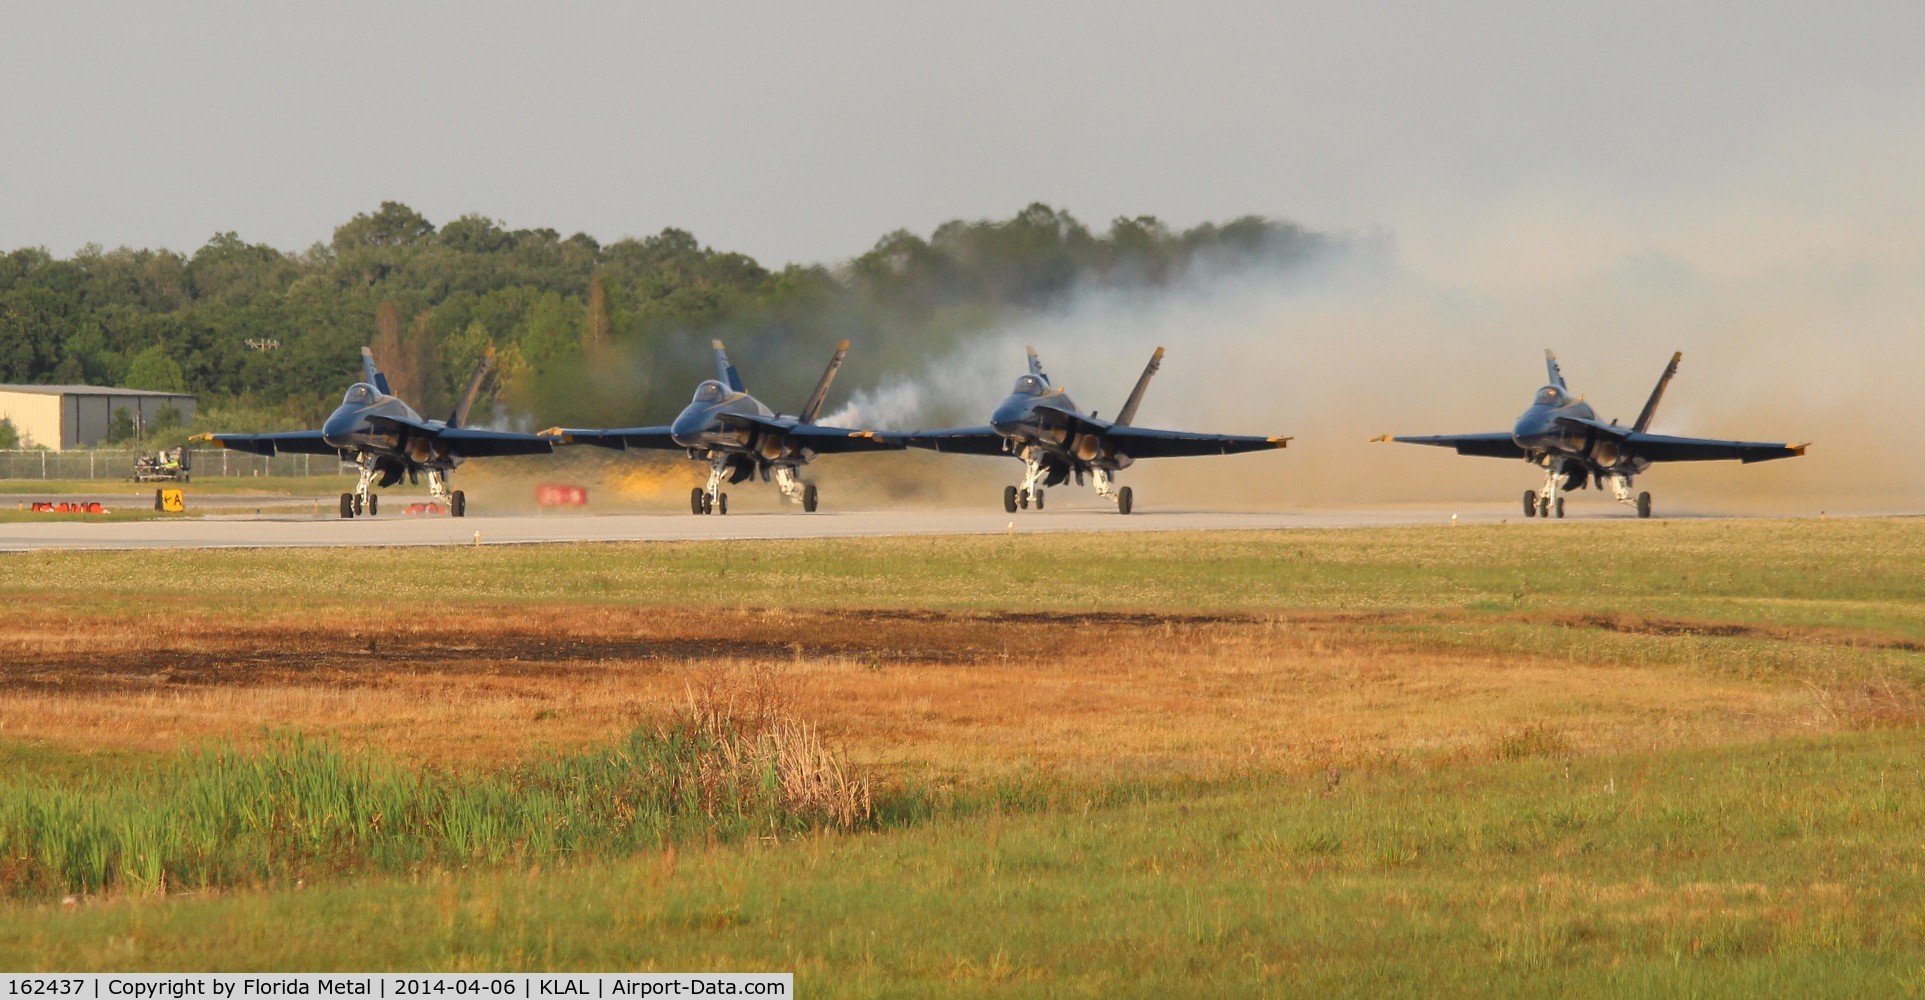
[0,201,1335,447]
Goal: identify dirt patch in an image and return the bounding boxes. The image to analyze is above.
[1554,612,1925,652]
[0,606,1278,696]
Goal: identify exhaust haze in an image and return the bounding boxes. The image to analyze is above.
[824,99,1925,515]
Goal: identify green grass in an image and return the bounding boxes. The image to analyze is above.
[5,731,1921,995]
[6,518,1922,634]
[0,714,895,901]
[2,520,1922,990]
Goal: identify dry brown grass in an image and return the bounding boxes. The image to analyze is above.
[0,602,1844,781]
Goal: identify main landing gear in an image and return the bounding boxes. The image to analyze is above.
[773,465,819,513]
[1603,472,1653,519]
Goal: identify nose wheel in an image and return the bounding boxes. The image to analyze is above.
[690,487,727,515]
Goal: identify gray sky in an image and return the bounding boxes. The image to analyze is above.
[4,1,1920,266]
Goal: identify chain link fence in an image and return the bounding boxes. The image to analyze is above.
[0,449,350,480]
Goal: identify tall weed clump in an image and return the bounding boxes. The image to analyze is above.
[0,672,883,899]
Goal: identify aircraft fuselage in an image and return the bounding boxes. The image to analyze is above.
[989,383,1133,472]
[1510,386,1646,477]
[320,383,453,469]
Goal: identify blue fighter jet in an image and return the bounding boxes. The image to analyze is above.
[549,339,902,514]
[902,347,1290,514]
[195,346,553,518]
[1381,350,1807,518]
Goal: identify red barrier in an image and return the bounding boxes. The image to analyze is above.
[535,484,589,507]
[31,502,106,514]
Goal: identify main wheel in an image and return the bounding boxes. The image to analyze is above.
[352,493,364,515]
[1117,485,1134,515]
[1636,491,1652,519]
[700,493,714,515]
[1523,490,1538,517]
[717,493,728,516]
[1019,488,1030,510]
[367,494,379,516]
[1553,497,1565,519]
[1003,485,1018,513]
[339,493,354,519]
[451,490,466,517]
[802,483,819,513]
[691,487,705,515]
[1035,489,1044,510]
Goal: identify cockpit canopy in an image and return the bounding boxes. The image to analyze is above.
[692,380,729,404]
[1010,374,1047,397]
[1532,385,1573,408]
[343,383,378,406]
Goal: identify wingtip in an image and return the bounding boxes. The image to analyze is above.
[1268,436,1292,447]
[1368,434,1392,443]
[835,339,851,351]
[1790,442,1809,456]
[711,338,726,350]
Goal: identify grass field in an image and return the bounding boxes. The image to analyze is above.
[0,518,1920,993]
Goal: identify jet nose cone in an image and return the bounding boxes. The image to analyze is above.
[1512,411,1552,448]
[669,408,708,449]
[320,409,358,448]
[989,400,1028,436]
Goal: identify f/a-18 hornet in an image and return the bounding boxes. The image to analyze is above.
[195,346,553,518]
[548,339,901,514]
[1379,350,1807,518]
[902,346,1290,514]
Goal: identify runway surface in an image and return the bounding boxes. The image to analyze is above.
[0,503,1578,551]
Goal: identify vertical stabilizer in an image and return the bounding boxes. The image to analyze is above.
[799,340,849,424]
[450,346,496,428]
[1114,347,1165,427]
[713,340,745,392]
[1544,349,1567,390]
[361,347,393,396]
[1632,352,1683,433]
[1026,346,1050,386]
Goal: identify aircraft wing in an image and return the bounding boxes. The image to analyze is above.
[360,414,555,457]
[900,426,1010,456]
[719,413,906,453]
[191,431,342,457]
[548,426,681,451]
[428,427,558,457]
[1389,433,1529,459]
[1623,433,1807,464]
[1105,425,1291,458]
[1029,403,1286,459]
